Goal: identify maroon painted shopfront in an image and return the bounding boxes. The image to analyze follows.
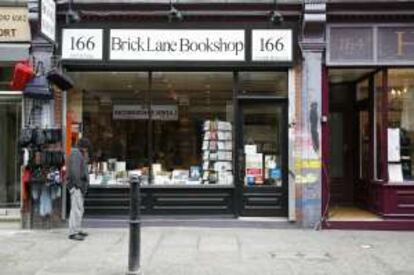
[323,24,414,230]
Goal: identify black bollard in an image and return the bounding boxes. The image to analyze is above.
[126,173,141,275]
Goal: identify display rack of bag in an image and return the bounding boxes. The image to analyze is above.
[21,129,65,221]
[18,62,65,228]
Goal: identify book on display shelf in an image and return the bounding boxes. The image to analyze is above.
[201,119,233,185]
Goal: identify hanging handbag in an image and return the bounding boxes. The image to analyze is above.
[19,103,37,147]
[47,60,74,91]
[10,60,34,91]
[33,127,46,146]
[23,61,53,100]
[19,128,33,147]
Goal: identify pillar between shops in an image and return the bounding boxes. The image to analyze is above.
[23,2,59,229]
[296,0,326,228]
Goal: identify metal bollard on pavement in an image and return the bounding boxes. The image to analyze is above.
[126,172,142,275]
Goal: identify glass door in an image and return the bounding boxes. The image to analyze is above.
[0,94,22,208]
[237,100,288,216]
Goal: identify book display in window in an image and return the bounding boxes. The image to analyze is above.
[202,120,233,185]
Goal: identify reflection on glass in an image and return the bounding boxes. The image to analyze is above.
[359,111,369,179]
[71,71,234,186]
[0,100,21,207]
[329,113,344,178]
[374,71,383,180]
[357,79,369,101]
[151,72,233,185]
[388,69,414,180]
[239,72,288,96]
[242,104,282,186]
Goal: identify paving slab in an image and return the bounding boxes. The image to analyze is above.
[0,227,414,275]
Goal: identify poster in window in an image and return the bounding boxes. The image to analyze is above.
[388,128,401,162]
[388,163,403,182]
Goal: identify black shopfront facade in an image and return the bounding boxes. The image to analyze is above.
[60,21,297,218]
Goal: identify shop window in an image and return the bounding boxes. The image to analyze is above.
[239,72,287,96]
[329,112,344,178]
[0,67,12,91]
[70,72,149,184]
[357,79,369,101]
[359,111,370,180]
[374,71,384,180]
[151,72,234,185]
[0,94,21,207]
[387,69,414,181]
[71,71,234,186]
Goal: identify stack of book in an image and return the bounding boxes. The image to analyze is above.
[201,120,233,185]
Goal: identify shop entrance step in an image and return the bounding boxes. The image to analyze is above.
[83,215,298,229]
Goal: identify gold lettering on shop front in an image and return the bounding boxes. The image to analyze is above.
[396,31,414,56]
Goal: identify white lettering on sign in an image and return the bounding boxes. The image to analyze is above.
[113,105,179,121]
[110,29,245,61]
[41,0,56,42]
[251,30,292,62]
[62,29,103,60]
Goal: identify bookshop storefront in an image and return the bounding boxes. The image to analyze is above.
[61,23,295,217]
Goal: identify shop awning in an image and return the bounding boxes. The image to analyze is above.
[0,44,30,62]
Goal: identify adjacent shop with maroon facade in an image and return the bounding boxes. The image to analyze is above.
[323,1,414,229]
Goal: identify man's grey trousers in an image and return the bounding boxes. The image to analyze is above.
[69,188,84,236]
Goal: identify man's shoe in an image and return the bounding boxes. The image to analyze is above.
[78,231,88,237]
[68,234,84,241]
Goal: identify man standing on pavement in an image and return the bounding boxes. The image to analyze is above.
[67,138,90,241]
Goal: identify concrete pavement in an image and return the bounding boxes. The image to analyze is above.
[0,226,414,275]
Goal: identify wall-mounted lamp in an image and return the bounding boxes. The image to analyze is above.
[270,10,283,24]
[168,1,183,22]
[269,0,283,24]
[66,0,81,24]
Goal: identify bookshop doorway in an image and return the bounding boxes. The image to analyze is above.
[237,99,288,217]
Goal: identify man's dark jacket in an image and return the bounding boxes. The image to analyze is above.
[67,148,89,194]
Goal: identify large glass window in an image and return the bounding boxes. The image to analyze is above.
[70,71,234,186]
[239,72,288,96]
[70,72,149,184]
[374,71,384,180]
[151,72,233,185]
[0,95,21,207]
[359,111,370,180]
[388,69,414,181]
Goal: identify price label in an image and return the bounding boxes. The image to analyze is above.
[62,29,103,60]
[251,29,292,62]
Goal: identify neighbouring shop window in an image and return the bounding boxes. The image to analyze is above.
[239,72,288,96]
[374,71,384,180]
[0,94,21,207]
[357,79,369,101]
[387,69,414,181]
[0,67,13,91]
[359,111,370,180]
[329,112,344,178]
[357,78,370,180]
